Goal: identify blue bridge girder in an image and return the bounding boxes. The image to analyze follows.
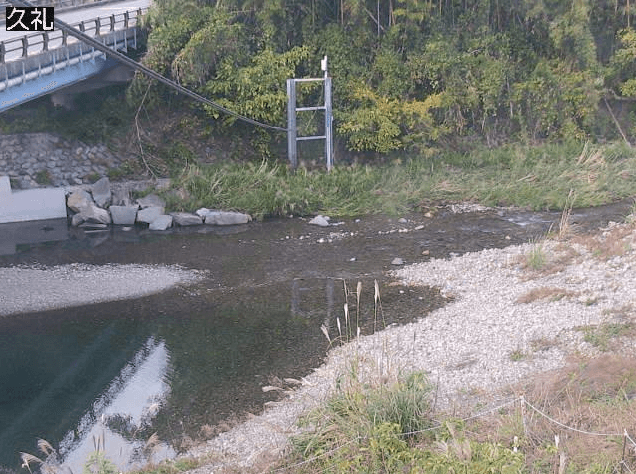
[0,3,148,112]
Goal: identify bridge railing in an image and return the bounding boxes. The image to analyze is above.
[1,0,111,7]
[0,0,135,21]
[0,7,145,62]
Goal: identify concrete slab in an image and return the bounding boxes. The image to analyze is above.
[0,176,10,194]
[0,176,68,224]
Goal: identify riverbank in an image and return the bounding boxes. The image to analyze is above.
[3,124,636,220]
[155,140,636,220]
[175,209,636,473]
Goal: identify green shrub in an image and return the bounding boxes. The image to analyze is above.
[83,452,117,474]
[287,369,524,473]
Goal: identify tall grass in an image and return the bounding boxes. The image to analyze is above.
[320,279,385,347]
[284,369,527,473]
[290,372,437,472]
[160,140,636,219]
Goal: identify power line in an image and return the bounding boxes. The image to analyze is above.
[5,0,288,132]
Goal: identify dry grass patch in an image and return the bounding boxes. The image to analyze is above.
[580,322,635,352]
[509,348,530,361]
[570,224,635,261]
[515,286,579,304]
[602,303,636,319]
[470,354,636,472]
[530,336,560,352]
[554,189,576,241]
[517,240,582,279]
[433,179,465,193]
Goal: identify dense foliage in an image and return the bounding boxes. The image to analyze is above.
[129,0,636,154]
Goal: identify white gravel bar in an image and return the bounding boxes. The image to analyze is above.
[0,263,202,316]
[185,220,636,472]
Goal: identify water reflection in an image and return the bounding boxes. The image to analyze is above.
[0,313,148,472]
[59,338,173,474]
[0,219,68,255]
[291,277,335,320]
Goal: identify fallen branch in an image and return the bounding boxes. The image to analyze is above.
[603,97,631,148]
[135,83,158,179]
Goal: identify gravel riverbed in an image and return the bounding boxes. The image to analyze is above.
[0,263,204,316]
[185,219,636,472]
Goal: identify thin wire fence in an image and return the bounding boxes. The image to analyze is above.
[273,394,636,472]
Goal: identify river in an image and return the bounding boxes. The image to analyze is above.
[0,200,632,473]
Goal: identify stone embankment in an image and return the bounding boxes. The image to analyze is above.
[67,176,252,230]
[0,132,252,228]
[0,133,129,188]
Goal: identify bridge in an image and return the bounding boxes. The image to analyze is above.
[0,0,151,111]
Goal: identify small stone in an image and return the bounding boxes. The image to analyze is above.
[111,186,132,206]
[398,217,407,223]
[391,257,404,265]
[414,225,424,230]
[110,205,138,225]
[197,209,251,225]
[67,190,94,213]
[71,213,85,226]
[137,206,165,224]
[137,194,166,209]
[424,212,433,218]
[170,212,203,226]
[309,215,330,227]
[91,177,111,208]
[422,250,430,256]
[149,215,173,231]
[349,257,356,261]
[72,204,111,226]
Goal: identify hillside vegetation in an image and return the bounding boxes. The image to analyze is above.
[129,0,636,155]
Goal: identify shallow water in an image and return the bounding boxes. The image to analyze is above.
[0,200,632,473]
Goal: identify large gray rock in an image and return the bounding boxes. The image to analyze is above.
[71,204,111,226]
[111,185,132,206]
[196,208,251,225]
[170,212,202,226]
[149,215,173,231]
[110,205,138,225]
[137,206,165,224]
[67,190,94,213]
[309,215,330,227]
[91,177,111,208]
[71,213,85,226]
[137,194,166,209]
